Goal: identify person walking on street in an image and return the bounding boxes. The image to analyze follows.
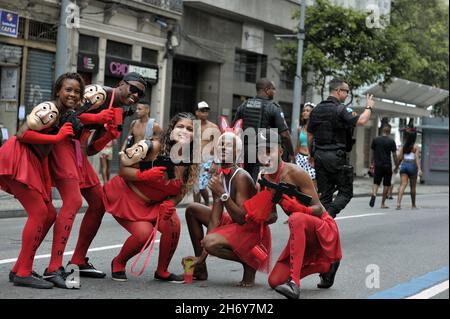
[307,78,375,218]
[395,128,422,210]
[369,124,398,208]
[233,78,295,181]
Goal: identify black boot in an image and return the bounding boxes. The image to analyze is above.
[317,261,340,289]
[274,279,300,299]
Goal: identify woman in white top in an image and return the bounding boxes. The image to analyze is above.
[394,128,422,210]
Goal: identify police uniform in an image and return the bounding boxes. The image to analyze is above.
[307,96,358,218]
[232,95,289,181]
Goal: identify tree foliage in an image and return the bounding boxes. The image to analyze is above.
[278,0,449,114]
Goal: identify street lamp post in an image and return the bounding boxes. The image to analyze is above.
[290,0,306,148]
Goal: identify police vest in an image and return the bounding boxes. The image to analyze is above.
[240,97,273,130]
[311,99,349,150]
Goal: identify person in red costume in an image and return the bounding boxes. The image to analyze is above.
[184,117,277,287]
[0,73,77,289]
[45,73,147,286]
[104,112,198,282]
[258,130,342,299]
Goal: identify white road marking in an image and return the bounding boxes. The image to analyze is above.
[335,213,385,220]
[0,241,160,265]
[406,280,449,299]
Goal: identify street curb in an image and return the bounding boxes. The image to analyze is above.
[0,191,447,219]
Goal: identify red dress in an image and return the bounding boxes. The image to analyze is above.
[0,137,51,202]
[104,175,182,222]
[210,213,272,273]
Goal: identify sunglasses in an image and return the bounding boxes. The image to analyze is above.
[199,108,210,113]
[125,80,145,98]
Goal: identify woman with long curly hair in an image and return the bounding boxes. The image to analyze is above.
[104,112,197,282]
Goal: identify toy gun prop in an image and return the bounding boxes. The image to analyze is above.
[139,155,191,179]
[258,176,312,206]
[59,101,93,139]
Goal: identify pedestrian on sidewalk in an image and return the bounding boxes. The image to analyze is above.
[369,124,398,208]
[395,128,422,210]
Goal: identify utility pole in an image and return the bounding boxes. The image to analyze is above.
[290,0,306,147]
[55,0,75,77]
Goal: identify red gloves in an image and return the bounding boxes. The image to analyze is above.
[280,194,313,215]
[159,200,176,220]
[243,189,275,223]
[136,166,167,182]
[79,108,114,125]
[91,124,120,153]
[19,122,74,144]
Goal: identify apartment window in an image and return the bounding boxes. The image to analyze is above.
[142,48,158,65]
[79,34,98,53]
[234,50,267,83]
[106,40,132,59]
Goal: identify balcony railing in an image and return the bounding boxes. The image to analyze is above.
[138,0,183,14]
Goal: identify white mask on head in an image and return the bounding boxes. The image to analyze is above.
[26,102,59,131]
[119,139,151,166]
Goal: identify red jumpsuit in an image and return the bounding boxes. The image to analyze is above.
[104,175,182,277]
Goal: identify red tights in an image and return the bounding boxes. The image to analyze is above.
[70,184,105,265]
[268,213,331,288]
[47,179,82,272]
[112,213,181,277]
[4,178,56,277]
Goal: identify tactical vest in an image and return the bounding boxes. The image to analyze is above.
[311,99,348,150]
[240,97,271,130]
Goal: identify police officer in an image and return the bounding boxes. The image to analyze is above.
[233,78,295,181]
[307,78,375,218]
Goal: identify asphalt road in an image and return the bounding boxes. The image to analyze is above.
[0,193,448,300]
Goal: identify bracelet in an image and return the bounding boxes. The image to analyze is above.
[365,106,373,111]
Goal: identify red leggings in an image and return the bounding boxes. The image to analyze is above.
[268,213,331,288]
[70,184,105,265]
[47,179,82,272]
[112,213,181,277]
[3,178,56,277]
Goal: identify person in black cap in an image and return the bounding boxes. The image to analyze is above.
[62,72,147,279]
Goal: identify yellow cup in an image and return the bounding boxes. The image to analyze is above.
[183,257,195,284]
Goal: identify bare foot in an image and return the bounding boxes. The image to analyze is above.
[237,264,255,288]
[411,206,418,210]
[193,263,208,281]
[380,205,389,209]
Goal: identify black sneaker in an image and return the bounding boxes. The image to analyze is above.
[154,272,184,283]
[274,279,300,299]
[9,270,42,282]
[369,195,376,207]
[72,257,106,278]
[43,267,80,289]
[13,275,54,289]
[317,261,340,289]
[111,260,127,282]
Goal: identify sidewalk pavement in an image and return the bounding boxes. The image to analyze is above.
[1,176,448,219]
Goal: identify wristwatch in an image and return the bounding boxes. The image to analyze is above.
[220,193,230,202]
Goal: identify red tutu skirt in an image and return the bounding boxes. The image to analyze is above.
[211,212,272,273]
[104,176,180,222]
[76,152,100,189]
[0,137,51,202]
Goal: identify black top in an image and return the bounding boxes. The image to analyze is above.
[371,135,397,167]
[233,96,289,133]
[307,96,359,149]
